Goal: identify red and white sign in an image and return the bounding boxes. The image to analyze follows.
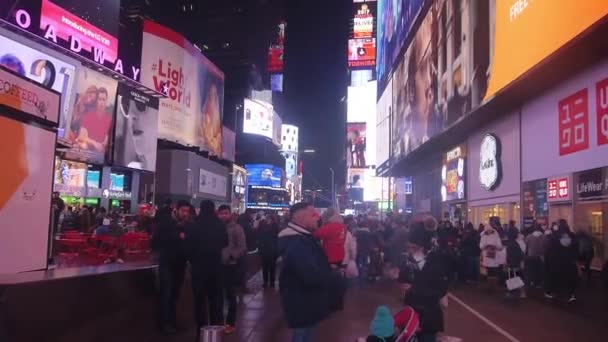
[547,175,571,202]
[348,38,376,68]
[596,77,608,146]
[0,67,60,124]
[558,88,589,156]
[40,0,119,64]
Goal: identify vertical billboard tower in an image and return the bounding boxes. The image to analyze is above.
[269,20,286,92]
[346,1,379,211]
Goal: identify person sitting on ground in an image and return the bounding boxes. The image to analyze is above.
[366,306,396,342]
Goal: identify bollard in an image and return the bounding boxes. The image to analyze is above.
[199,325,224,342]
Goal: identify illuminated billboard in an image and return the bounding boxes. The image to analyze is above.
[141,20,224,155]
[441,145,466,202]
[376,76,392,168]
[272,111,283,147]
[348,38,376,68]
[347,81,377,122]
[268,20,286,73]
[352,1,376,39]
[347,123,367,168]
[281,124,299,153]
[245,164,283,188]
[376,0,424,91]
[0,0,142,81]
[0,34,76,129]
[243,98,274,140]
[388,0,608,160]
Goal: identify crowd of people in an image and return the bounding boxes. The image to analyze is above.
[115,197,607,341]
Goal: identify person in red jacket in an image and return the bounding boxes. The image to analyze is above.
[314,208,347,265]
[314,207,348,311]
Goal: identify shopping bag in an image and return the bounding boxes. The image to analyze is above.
[506,269,524,291]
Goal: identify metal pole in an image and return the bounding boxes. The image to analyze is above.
[329,168,335,209]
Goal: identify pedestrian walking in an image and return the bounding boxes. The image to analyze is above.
[279,202,336,342]
[186,200,229,333]
[460,222,480,283]
[505,227,525,297]
[575,229,595,287]
[480,222,505,283]
[544,220,578,302]
[259,215,279,288]
[524,224,546,287]
[218,205,246,334]
[151,200,188,335]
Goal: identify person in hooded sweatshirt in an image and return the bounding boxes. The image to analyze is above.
[399,222,449,342]
[185,200,229,333]
[279,202,335,342]
[366,306,396,342]
[544,219,578,302]
[525,223,546,287]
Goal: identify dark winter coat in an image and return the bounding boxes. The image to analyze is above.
[258,221,279,257]
[278,222,335,328]
[545,232,578,272]
[400,252,449,334]
[151,215,187,266]
[185,214,228,275]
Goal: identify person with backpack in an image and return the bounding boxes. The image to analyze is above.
[575,229,595,287]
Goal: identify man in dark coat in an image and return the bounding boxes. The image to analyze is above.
[186,200,228,332]
[399,222,449,342]
[279,202,335,342]
[151,200,189,335]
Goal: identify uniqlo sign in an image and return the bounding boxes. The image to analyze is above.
[558,89,589,156]
[547,175,571,202]
[596,78,608,146]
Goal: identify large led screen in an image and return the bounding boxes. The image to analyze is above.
[352,1,376,39]
[113,84,159,171]
[347,81,377,122]
[222,126,236,162]
[0,114,56,274]
[243,98,274,140]
[0,34,76,128]
[64,68,117,164]
[376,0,424,90]
[348,38,376,68]
[347,123,367,169]
[245,164,283,188]
[376,76,392,167]
[141,20,225,155]
[388,0,608,160]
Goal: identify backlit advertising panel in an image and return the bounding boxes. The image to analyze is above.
[0,114,56,274]
[273,111,283,147]
[141,20,225,154]
[63,68,118,165]
[352,1,377,39]
[347,168,365,203]
[348,38,376,68]
[245,164,283,188]
[0,65,60,125]
[243,98,274,140]
[441,145,466,202]
[347,81,377,122]
[347,123,367,169]
[222,126,236,162]
[0,0,142,81]
[376,0,424,91]
[0,34,75,128]
[268,20,286,73]
[387,0,608,160]
[113,84,159,172]
[376,75,392,168]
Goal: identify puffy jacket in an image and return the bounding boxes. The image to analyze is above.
[313,222,347,264]
[279,222,334,328]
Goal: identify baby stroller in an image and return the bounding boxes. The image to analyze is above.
[394,306,420,342]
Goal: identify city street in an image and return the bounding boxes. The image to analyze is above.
[134,273,608,342]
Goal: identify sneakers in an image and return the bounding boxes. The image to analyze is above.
[544,292,554,299]
[568,295,577,303]
[224,325,236,334]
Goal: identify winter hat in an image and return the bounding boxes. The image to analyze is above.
[102,218,111,226]
[409,225,433,250]
[423,215,438,231]
[370,306,395,338]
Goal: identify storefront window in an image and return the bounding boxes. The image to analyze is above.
[470,202,519,228]
[574,202,607,267]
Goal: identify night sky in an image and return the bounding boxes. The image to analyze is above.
[283,0,350,192]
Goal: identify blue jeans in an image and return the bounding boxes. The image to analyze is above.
[292,326,316,342]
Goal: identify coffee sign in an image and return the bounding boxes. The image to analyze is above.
[479,134,502,191]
